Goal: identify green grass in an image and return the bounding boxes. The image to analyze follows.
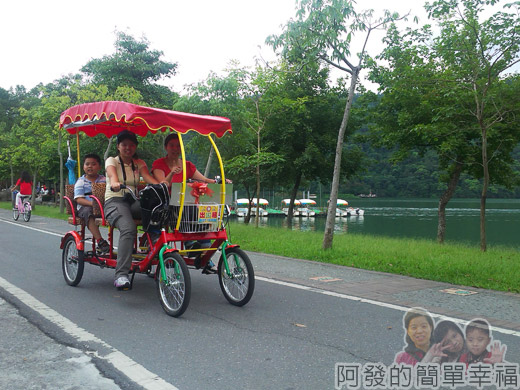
[2,201,518,292]
[226,222,520,293]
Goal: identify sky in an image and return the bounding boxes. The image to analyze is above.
[0,0,435,93]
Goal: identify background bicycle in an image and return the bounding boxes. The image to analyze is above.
[12,190,32,222]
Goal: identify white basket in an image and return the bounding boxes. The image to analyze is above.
[170,203,224,233]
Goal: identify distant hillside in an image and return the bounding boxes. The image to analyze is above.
[340,144,520,199]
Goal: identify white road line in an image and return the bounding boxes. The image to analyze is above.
[1,218,119,249]
[0,275,178,390]
[255,277,520,338]
[1,218,64,238]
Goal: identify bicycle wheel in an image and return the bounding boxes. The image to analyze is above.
[62,236,84,286]
[13,207,19,221]
[156,252,191,317]
[23,202,31,222]
[218,247,255,306]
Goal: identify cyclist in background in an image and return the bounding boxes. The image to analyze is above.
[10,171,32,208]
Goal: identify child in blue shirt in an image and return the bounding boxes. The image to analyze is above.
[74,153,109,253]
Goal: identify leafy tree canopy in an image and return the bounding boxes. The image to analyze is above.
[81,31,178,107]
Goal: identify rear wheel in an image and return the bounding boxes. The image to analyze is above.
[156,252,191,317]
[13,207,19,221]
[62,236,84,286]
[218,247,254,306]
[23,202,31,222]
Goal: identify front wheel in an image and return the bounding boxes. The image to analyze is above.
[62,236,84,286]
[23,203,31,222]
[13,207,19,221]
[156,252,191,317]
[218,247,254,306]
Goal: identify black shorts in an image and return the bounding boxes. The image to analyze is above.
[77,206,95,225]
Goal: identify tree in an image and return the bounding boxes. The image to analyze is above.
[368,0,520,250]
[365,23,479,244]
[173,66,251,166]
[0,86,28,185]
[426,0,520,251]
[262,62,348,225]
[226,152,285,222]
[240,65,302,226]
[12,95,65,207]
[268,0,406,249]
[81,31,178,108]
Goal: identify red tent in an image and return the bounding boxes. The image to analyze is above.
[59,101,232,138]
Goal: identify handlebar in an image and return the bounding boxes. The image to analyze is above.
[110,184,125,192]
[186,176,224,184]
[111,184,139,201]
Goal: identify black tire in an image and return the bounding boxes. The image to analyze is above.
[62,236,84,286]
[23,202,31,222]
[218,247,254,306]
[13,207,19,221]
[156,252,191,317]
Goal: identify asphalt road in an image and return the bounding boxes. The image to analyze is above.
[1,209,519,389]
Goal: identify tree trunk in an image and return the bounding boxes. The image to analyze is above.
[437,161,463,243]
[104,138,113,161]
[255,132,261,228]
[58,131,65,213]
[322,67,360,250]
[287,173,302,227]
[244,188,251,224]
[480,127,489,252]
[480,190,487,251]
[204,142,214,177]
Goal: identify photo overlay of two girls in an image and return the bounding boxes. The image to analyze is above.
[335,308,518,390]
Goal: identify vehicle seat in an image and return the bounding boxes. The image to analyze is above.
[64,183,144,227]
[64,184,104,226]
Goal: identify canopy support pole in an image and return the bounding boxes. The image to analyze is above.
[175,133,187,232]
[208,135,226,229]
[76,132,81,179]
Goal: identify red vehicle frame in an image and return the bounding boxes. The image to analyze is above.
[59,101,254,317]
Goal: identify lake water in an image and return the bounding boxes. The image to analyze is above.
[234,199,520,249]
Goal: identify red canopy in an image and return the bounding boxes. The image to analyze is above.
[59,101,232,138]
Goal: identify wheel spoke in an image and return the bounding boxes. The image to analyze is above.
[219,253,249,301]
[66,243,78,279]
[219,250,254,306]
[157,253,191,317]
[224,269,248,299]
[62,237,84,286]
[163,268,185,308]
